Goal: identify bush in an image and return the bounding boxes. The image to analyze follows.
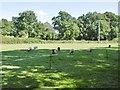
[1,36,42,44]
[0,35,118,44]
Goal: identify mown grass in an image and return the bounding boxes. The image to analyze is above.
[1,42,118,51]
[1,46,119,89]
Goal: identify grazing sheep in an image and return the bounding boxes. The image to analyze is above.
[69,49,74,54]
[33,46,38,50]
[108,45,111,48]
[27,47,32,52]
[52,49,57,54]
[86,48,92,52]
[57,47,60,51]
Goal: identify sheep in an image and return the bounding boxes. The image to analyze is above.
[69,49,74,54]
[33,46,38,50]
[86,48,92,52]
[57,47,60,51]
[27,47,32,52]
[52,49,57,54]
[108,45,111,48]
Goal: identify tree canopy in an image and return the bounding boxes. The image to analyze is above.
[0,10,119,40]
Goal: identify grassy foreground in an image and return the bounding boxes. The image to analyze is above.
[1,43,119,89]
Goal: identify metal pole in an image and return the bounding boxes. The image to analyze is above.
[49,54,52,69]
[98,20,100,43]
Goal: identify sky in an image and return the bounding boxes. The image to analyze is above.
[0,1,119,24]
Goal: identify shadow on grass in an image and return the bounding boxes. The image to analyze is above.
[1,47,119,89]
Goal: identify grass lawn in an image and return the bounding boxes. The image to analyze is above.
[1,43,119,89]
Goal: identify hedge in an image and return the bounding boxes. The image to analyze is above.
[0,36,118,44]
[0,36,42,44]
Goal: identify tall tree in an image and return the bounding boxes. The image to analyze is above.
[12,10,37,38]
[52,11,79,40]
[1,19,14,36]
[104,12,118,40]
[43,22,57,40]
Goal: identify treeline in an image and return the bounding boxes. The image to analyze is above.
[0,10,119,40]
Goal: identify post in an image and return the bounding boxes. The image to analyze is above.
[98,20,100,43]
[49,54,52,69]
[106,49,108,59]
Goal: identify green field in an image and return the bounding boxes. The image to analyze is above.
[1,43,119,89]
[1,42,118,51]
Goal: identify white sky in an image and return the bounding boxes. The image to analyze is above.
[0,0,119,24]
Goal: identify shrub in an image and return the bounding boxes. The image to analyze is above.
[1,36,42,44]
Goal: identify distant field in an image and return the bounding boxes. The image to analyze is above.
[1,42,118,51]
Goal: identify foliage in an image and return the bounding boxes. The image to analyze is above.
[1,36,42,44]
[52,11,79,40]
[77,12,118,40]
[12,10,37,38]
[11,10,56,40]
[0,10,119,40]
[1,19,14,36]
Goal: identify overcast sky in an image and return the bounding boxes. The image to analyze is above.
[0,1,119,24]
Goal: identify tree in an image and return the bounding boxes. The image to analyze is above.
[104,12,118,40]
[1,19,14,36]
[43,22,57,40]
[77,12,97,40]
[100,20,111,40]
[52,11,79,40]
[12,10,37,38]
[31,22,45,38]
[1,10,119,41]
[77,12,118,40]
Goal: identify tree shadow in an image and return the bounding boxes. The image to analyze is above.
[2,47,119,89]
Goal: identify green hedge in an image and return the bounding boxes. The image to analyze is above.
[0,36,118,44]
[0,36,43,44]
